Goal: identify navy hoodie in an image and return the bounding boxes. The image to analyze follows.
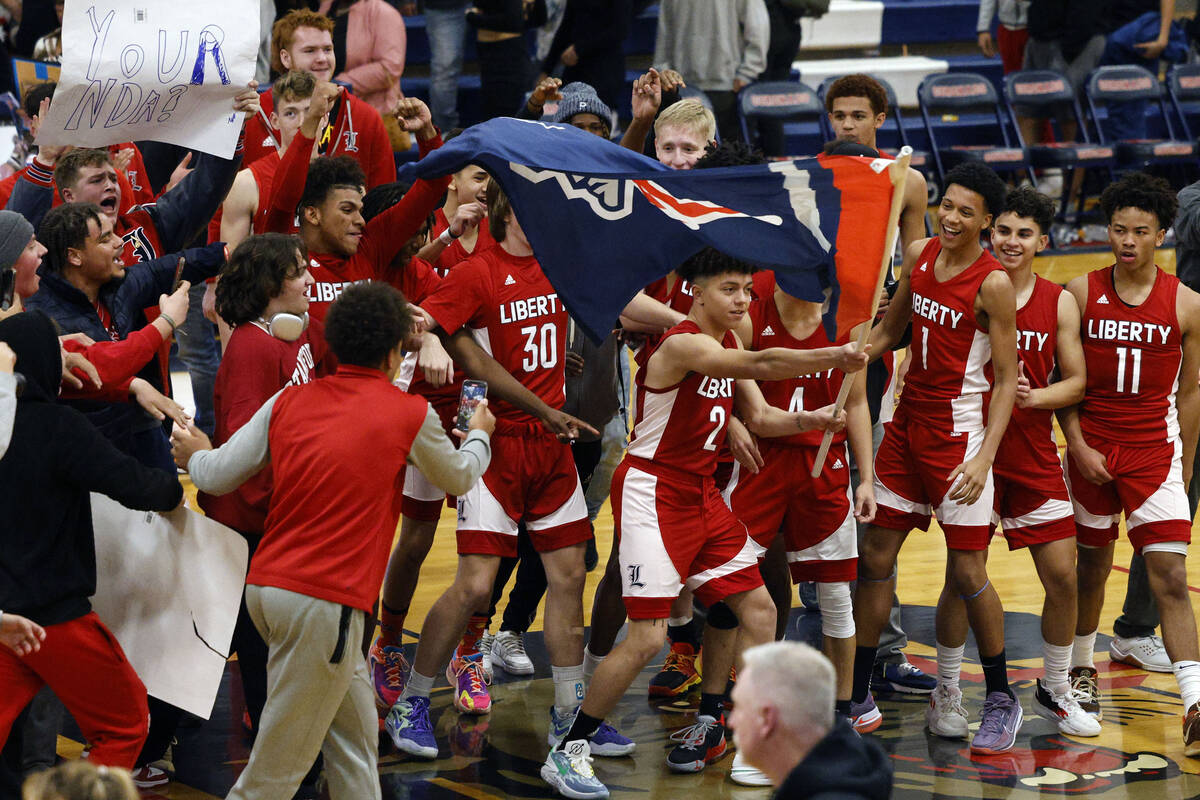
[774,718,893,799]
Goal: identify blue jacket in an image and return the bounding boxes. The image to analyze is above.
[24,242,227,447]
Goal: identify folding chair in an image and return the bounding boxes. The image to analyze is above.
[737,80,825,156]
[1084,64,1197,170]
[1166,63,1200,143]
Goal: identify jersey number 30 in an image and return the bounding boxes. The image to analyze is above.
[521,324,558,372]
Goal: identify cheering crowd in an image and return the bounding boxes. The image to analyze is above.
[2,6,1200,800]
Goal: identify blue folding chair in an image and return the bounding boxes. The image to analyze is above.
[1084,64,1197,169]
[737,80,824,156]
[1166,63,1200,143]
[677,85,715,113]
[917,72,1033,187]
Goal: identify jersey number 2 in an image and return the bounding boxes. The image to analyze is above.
[703,406,726,451]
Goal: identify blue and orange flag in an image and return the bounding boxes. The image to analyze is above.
[399,118,899,343]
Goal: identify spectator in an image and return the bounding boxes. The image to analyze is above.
[539,0,633,112]
[728,641,892,797]
[172,282,494,800]
[1099,0,1187,140]
[22,761,138,800]
[468,0,548,121]
[1020,0,1104,148]
[423,0,471,131]
[977,0,1029,74]
[755,0,804,156]
[30,0,62,63]
[318,0,410,151]
[550,81,614,137]
[653,0,769,142]
[0,310,183,773]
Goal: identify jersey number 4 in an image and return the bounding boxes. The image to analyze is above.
[521,323,558,372]
[1115,346,1142,394]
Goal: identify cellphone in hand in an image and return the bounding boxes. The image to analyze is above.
[0,268,15,311]
[455,380,487,432]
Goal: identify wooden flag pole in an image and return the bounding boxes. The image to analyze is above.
[810,147,912,478]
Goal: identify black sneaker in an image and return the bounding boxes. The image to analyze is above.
[666,713,727,773]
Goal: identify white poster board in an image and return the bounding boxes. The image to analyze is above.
[37,1,259,158]
[90,495,248,719]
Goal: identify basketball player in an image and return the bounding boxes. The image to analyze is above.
[1061,173,1200,754]
[850,162,1022,755]
[541,247,867,799]
[932,187,1098,738]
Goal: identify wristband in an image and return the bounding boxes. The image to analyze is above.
[438,228,460,246]
[160,313,178,330]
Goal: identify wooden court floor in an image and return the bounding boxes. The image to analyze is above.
[75,247,1200,799]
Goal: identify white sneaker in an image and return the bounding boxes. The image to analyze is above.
[925,684,969,739]
[1033,679,1101,736]
[492,630,535,675]
[729,751,772,786]
[478,631,495,683]
[1110,635,1172,673]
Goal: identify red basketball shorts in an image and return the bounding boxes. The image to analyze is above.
[1064,437,1191,554]
[723,441,857,583]
[455,425,591,557]
[401,396,459,521]
[991,461,1075,550]
[872,407,995,550]
[612,455,763,620]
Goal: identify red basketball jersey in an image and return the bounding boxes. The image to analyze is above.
[431,207,497,277]
[902,237,1004,433]
[749,271,848,447]
[1079,266,1182,447]
[626,321,737,475]
[994,276,1062,480]
[643,274,695,314]
[421,247,568,425]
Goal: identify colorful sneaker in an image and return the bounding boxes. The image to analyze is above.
[873,661,936,694]
[648,641,701,699]
[478,632,495,683]
[729,750,772,786]
[131,766,169,789]
[447,653,492,714]
[492,630,535,676]
[386,696,438,759]
[1033,679,1101,736]
[1069,666,1102,719]
[849,694,882,733]
[1110,635,1172,673]
[970,691,1023,755]
[542,739,609,799]
[588,721,635,757]
[1184,702,1200,757]
[925,684,969,739]
[666,713,728,772]
[368,638,409,710]
[548,704,576,747]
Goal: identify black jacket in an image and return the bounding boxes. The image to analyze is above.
[774,719,892,799]
[0,311,183,627]
[541,0,633,109]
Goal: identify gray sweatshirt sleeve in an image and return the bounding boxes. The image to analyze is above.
[406,404,492,497]
[0,372,14,460]
[977,0,997,32]
[187,392,280,495]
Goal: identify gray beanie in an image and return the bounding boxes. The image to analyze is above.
[552,82,614,134]
[0,211,34,270]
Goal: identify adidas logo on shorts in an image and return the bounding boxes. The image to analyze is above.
[505,275,516,286]
[1098,295,1110,304]
[762,325,776,336]
[832,458,844,469]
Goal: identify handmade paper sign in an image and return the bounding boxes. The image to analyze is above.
[37,1,259,158]
[90,495,249,719]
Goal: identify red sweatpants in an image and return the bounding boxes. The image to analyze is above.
[0,612,148,767]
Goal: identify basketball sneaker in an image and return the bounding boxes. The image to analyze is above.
[1068,666,1101,719]
[925,684,968,739]
[542,739,609,799]
[546,706,634,756]
[368,639,409,710]
[1033,679,1101,736]
[648,641,701,698]
[873,661,936,694]
[1184,702,1200,757]
[386,696,438,759]
[1110,635,1172,673]
[666,713,728,772]
[492,630,535,675]
[447,653,491,714]
[131,766,169,789]
[849,694,882,733]
[478,631,495,683]
[729,750,772,786]
[970,692,1023,755]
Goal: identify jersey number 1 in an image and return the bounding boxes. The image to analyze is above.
[1115,346,1142,394]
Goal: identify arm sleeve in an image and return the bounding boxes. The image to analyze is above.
[0,372,14,459]
[265,130,313,234]
[736,0,770,85]
[1176,183,1200,248]
[187,391,280,495]
[405,404,492,496]
[54,413,183,510]
[148,144,244,253]
[5,159,54,230]
[337,5,406,94]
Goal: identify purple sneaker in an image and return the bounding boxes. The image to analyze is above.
[589,721,635,757]
[971,691,1023,755]
[849,694,882,733]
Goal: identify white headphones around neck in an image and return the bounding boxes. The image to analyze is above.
[260,312,309,342]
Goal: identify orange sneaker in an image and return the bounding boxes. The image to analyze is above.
[649,642,701,698]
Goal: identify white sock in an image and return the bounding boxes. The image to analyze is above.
[1072,632,1097,669]
[552,664,585,715]
[1042,640,1072,695]
[1174,661,1200,710]
[582,646,605,685]
[936,642,964,691]
[401,669,434,701]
